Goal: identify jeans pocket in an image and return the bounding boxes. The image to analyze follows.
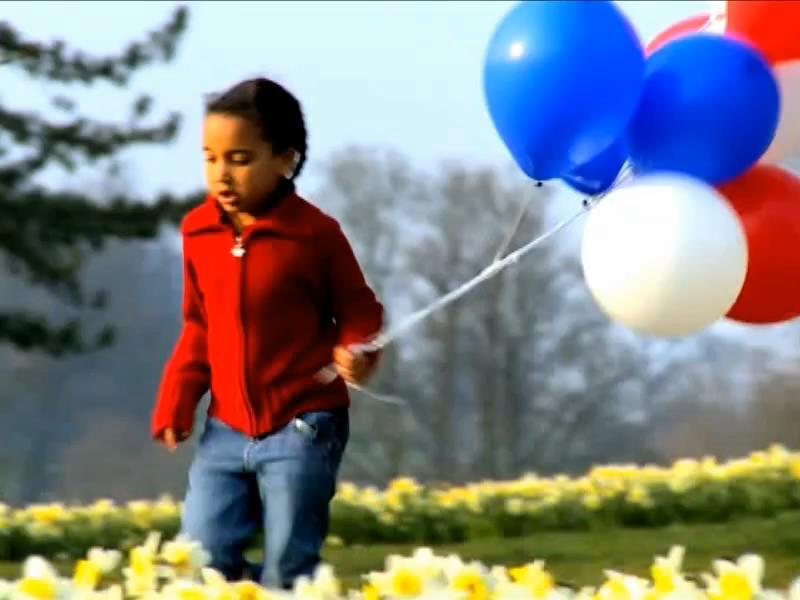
[291,416,319,440]
[293,410,348,454]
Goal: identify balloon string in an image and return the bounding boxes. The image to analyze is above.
[491,182,537,262]
[322,162,635,407]
[373,203,588,348]
[376,163,633,349]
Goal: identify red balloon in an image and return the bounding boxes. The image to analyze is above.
[646,14,713,55]
[718,164,800,324]
[725,0,800,64]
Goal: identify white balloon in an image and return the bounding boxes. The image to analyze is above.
[761,60,800,163]
[581,174,748,337]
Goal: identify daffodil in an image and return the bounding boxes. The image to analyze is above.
[159,536,211,579]
[87,549,123,575]
[448,563,490,600]
[73,560,102,591]
[292,565,341,600]
[703,554,764,600]
[595,570,649,600]
[358,584,380,600]
[14,556,68,600]
[122,533,161,597]
[158,580,210,600]
[508,561,555,599]
[368,556,435,600]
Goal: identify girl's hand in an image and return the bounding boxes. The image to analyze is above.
[158,427,191,452]
[333,345,376,385]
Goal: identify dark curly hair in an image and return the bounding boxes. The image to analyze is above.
[205,78,308,180]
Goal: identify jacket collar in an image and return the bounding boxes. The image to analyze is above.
[183,178,318,239]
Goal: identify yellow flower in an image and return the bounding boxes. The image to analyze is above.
[596,570,649,600]
[625,484,652,507]
[390,568,423,597]
[86,499,116,519]
[716,570,754,600]
[123,537,160,597]
[15,577,56,600]
[160,580,210,600]
[508,561,554,598]
[159,535,210,579]
[15,556,63,600]
[704,554,764,600]
[153,497,180,520]
[336,482,359,502]
[582,493,602,510]
[450,566,489,600]
[232,581,271,600]
[28,504,68,525]
[388,478,421,495]
[505,498,524,515]
[648,546,687,596]
[126,501,154,529]
[789,458,800,480]
[361,583,380,600]
[73,559,102,590]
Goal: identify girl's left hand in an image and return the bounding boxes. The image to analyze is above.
[333,345,375,385]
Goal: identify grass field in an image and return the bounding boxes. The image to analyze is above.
[4,511,800,591]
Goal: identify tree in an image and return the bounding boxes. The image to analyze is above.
[0,6,202,358]
[314,146,430,483]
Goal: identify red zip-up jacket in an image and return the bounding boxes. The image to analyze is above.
[151,182,384,439]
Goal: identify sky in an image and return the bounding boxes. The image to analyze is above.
[3,0,712,198]
[5,0,799,352]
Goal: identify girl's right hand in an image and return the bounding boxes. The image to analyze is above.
[159,428,191,452]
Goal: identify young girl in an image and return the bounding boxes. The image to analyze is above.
[151,77,384,590]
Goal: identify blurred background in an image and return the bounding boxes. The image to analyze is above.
[2,0,800,506]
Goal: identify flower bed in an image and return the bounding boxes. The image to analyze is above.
[2,445,799,560]
[0,532,794,600]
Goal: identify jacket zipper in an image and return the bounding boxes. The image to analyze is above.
[232,233,257,437]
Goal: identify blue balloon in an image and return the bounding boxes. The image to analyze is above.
[562,138,628,195]
[483,0,644,181]
[628,34,780,185]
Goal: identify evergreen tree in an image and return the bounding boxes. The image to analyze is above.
[0,6,203,357]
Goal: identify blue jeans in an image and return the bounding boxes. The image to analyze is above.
[180,409,349,589]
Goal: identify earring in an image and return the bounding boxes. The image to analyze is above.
[285,152,300,178]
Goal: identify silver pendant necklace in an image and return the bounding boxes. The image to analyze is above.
[231,235,245,258]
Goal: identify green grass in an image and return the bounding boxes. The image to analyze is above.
[4,512,800,590]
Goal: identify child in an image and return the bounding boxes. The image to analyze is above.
[150,77,384,590]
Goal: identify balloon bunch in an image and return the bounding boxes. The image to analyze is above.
[484,0,800,337]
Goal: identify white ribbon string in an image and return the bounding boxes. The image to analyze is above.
[329,163,636,406]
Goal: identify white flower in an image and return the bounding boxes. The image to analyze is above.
[12,556,70,600]
[789,577,800,600]
[595,570,650,600]
[87,549,122,574]
[704,554,765,599]
[158,579,210,600]
[0,580,12,600]
[294,564,341,600]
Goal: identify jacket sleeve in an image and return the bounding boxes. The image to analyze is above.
[151,236,211,438]
[325,221,385,367]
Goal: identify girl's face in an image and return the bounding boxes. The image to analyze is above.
[202,113,295,215]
